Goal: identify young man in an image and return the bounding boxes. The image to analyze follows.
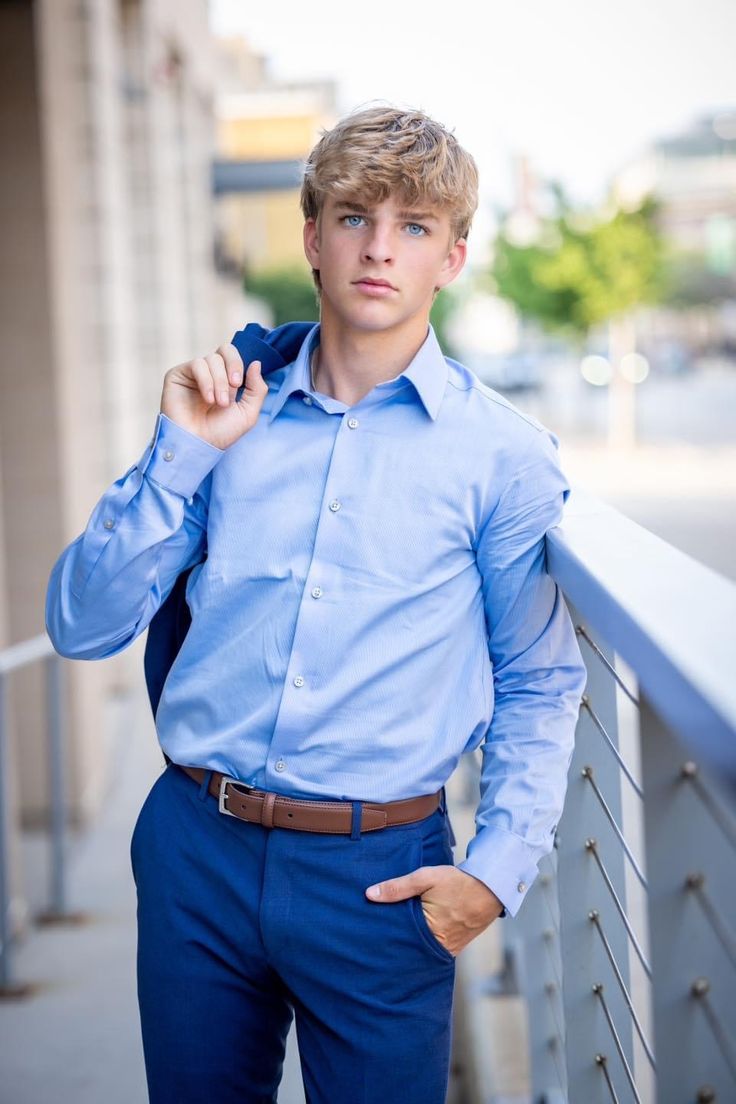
[46,105,587,1103]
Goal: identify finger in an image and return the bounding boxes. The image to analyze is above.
[217,343,244,388]
[204,352,231,407]
[365,866,436,903]
[189,357,215,405]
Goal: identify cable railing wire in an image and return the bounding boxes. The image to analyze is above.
[691,977,736,1083]
[681,761,736,851]
[581,767,648,889]
[589,909,656,1070]
[684,872,736,968]
[586,839,652,979]
[593,982,642,1104]
[575,625,639,706]
[581,697,644,799]
[595,1052,622,1104]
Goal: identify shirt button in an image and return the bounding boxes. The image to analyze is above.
[293,675,304,687]
[517,881,527,893]
[311,586,323,599]
[163,449,175,461]
[347,417,359,429]
[103,518,115,530]
[329,500,341,512]
[275,759,286,772]
[303,395,313,405]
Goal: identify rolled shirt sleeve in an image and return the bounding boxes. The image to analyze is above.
[456,428,588,918]
[45,413,223,660]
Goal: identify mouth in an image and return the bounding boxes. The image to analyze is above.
[352,278,398,296]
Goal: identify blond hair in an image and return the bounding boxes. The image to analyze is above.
[301,103,479,250]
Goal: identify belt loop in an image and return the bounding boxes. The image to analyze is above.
[198,769,213,802]
[350,801,362,840]
[439,786,447,815]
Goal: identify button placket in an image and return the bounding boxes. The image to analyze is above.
[267,417,357,757]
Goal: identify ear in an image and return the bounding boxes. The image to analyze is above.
[435,237,468,292]
[303,216,320,271]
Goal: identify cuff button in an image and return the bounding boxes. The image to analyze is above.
[517,881,526,893]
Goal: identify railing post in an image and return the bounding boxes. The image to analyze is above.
[640,692,736,1104]
[42,653,67,920]
[0,670,12,991]
[510,845,568,1101]
[556,602,636,1102]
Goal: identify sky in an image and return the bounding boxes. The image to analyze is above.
[210,0,734,199]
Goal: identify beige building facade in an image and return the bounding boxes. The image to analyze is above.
[0,0,245,938]
[214,35,336,275]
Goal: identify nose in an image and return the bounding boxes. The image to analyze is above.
[361,222,394,264]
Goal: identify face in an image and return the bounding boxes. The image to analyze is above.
[303,193,467,336]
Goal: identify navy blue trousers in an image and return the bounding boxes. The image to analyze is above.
[130,763,457,1103]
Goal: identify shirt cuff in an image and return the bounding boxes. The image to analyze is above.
[136,412,224,499]
[457,823,543,919]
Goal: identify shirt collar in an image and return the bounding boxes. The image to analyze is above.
[267,322,448,423]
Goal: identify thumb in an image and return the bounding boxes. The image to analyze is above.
[237,359,267,402]
[365,866,436,904]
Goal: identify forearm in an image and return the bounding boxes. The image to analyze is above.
[45,413,222,659]
[458,583,586,916]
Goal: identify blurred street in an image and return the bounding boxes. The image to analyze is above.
[519,357,736,582]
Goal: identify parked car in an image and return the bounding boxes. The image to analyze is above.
[464,350,543,392]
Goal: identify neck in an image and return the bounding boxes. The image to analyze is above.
[311,305,431,405]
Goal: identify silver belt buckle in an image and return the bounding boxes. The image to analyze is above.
[218,775,252,818]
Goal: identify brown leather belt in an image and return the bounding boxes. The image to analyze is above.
[176,764,441,834]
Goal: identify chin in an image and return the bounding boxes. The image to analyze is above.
[328,296,415,334]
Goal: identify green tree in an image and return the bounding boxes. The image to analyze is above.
[430,285,463,359]
[491,188,669,342]
[245,265,319,326]
[491,187,671,447]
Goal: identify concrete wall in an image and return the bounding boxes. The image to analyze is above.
[0,0,223,856]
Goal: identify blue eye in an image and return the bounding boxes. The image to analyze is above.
[343,215,365,228]
[406,223,427,236]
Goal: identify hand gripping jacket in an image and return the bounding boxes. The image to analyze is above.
[143,320,314,750]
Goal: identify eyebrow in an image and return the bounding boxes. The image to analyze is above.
[333,201,440,223]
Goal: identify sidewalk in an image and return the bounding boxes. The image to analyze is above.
[0,683,305,1103]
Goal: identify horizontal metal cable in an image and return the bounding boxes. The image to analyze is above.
[595,1053,621,1104]
[686,872,736,968]
[580,697,644,799]
[542,927,564,994]
[539,872,562,934]
[586,839,652,978]
[546,1034,567,1094]
[681,761,736,851]
[691,977,736,1082]
[590,910,656,1070]
[593,982,642,1104]
[544,980,566,1044]
[582,766,648,888]
[576,625,638,705]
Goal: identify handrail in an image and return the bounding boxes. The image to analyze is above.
[0,633,55,674]
[547,488,736,779]
[0,636,70,994]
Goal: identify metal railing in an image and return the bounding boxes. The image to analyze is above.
[477,488,736,1104]
[0,635,73,996]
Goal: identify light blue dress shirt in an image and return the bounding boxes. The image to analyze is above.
[46,322,587,917]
